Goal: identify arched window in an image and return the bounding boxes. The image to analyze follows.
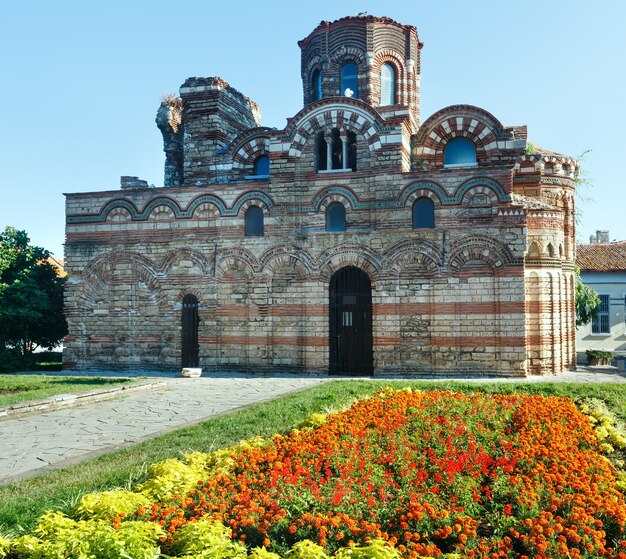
[317,132,328,171]
[341,63,358,99]
[412,197,435,229]
[347,131,357,171]
[444,138,477,167]
[245,206,264,237]
[547,243,555,258]
[253,155,270,176]
[331,128,342,170]
[312,69,322,101]
[380,63,396,105]
[326,202,346,232]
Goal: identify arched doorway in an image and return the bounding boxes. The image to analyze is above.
[181,294,199,368]
[329,266,373,375]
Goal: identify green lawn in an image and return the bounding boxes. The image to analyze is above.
[1,379,625,533]
[0,375,133,408]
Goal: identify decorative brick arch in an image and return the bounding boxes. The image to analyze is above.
[215,247,259,277]
[231,191,274,216]
[178,287,204,304]
[399,181,447,207]
[231,136,271,172]
[94,199,140,223]
[79,251,161,309]
[448,235,514,272]
[285,102,384,158]
[414,105,506,170]
[327,46,367,97]
[259,245,315,277]
[318,244,382,282]
[141,198,182,220]
[106,207,132,222]
[454,177,510,205]
[186,194,227,217]
[147,204,176,220]
[311,186,359,212]
[162,248,211,275]
[384,239,443,274]
[372,50,406,105]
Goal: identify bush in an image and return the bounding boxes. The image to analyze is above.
[586,349,614,365]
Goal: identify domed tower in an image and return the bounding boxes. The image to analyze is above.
[298,15,422,129]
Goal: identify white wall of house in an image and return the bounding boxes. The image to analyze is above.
[576,271,626,355]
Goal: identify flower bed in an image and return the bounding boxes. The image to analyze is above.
[3,389,626,559]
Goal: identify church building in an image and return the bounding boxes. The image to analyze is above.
[64,15,577,376]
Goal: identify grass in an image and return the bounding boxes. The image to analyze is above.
[0,375,133,407]
[0,379,625,532]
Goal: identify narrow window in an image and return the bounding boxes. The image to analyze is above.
[380,63,396,105]
[326,202,346,232]
[341,63,358,98]
[347,131,357,171]
[412,197,435,229]
[444,138,477,166]
[316,132,328,171]
[592,294,610,334]
[253,155,270,176]
[312,69,322,100]
[547,243,555,258]
[331,128,342,170]
[245,206,264,237]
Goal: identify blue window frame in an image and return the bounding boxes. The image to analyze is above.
[253,155,270,176]
[326,202,346,232]
[245,206,264,237]
[412,197,435,229]
[444,138,477,166]
[341,63,358,99]
[380,63,396,105]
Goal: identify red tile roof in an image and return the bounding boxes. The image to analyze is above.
[577,241,626,272]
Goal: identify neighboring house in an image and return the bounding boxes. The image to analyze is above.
[64,15,578,376]
[576,231,626,357]
[47,255,66,277]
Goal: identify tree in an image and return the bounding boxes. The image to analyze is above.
[575,265,601,327]
[0,227,67,359]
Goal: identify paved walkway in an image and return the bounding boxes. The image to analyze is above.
[1,367,624,485]
[0,374,328,485]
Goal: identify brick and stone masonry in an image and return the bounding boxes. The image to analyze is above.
[64,15,577,376]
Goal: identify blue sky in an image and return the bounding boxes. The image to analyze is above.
[1,0,624,257]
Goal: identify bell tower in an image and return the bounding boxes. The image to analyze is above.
[298,15,422,128]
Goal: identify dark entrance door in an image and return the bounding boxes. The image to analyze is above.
[181,294,199,368]
[329,266,373,375]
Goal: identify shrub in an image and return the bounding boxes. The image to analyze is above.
[75,489,151,520]
[586,349,614,365]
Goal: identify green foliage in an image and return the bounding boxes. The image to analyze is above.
[137,458,205,501]
[170,519,246,558]
[585,349,614,363]
[334,539,401,559]
[288,540,329,559]
[75,489,151,520]
[0,227,67,370]
[524,141,536,155]
[9,511,163,559]
[575,265,601,327]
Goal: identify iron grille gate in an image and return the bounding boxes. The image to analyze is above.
[181,294,199,368]
[329,266,373,375]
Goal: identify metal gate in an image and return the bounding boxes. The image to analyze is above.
[181,294,199,368]
[329,266,373,375]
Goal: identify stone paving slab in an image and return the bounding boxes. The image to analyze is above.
[1,367,624,486]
